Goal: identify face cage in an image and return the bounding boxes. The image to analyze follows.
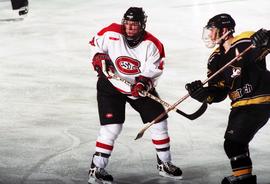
[202,27,217,48]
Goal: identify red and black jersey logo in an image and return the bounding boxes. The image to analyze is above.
[115,56,141,75]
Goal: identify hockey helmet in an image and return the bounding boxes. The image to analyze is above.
[206,13,235,31]
[123,7,147,30]
[202,13,235,48]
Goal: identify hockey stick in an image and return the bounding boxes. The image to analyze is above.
[145,92,208,120]
[104,69,208,120]
[135,44,255,140]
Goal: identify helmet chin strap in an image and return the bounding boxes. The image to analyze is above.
[215,29,233,44]
[217,30,234,53]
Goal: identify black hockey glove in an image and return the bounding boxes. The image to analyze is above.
[185,80,209,102]
[251,28,270,48]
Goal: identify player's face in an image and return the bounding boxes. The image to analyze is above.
[202,26,219,48]
[209,27,219,42]
[123,20,141,37]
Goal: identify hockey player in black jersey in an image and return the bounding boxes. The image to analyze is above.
[185,13,270,184]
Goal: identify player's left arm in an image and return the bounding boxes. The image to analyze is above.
[139,44,165,85]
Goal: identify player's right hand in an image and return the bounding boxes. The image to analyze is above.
[92,53,114,76]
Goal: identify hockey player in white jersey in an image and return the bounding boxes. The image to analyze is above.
[88,7,182,184]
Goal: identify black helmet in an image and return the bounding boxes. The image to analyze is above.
[206,13,235,31]
[123,7,147,30]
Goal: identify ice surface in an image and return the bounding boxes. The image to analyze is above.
[0,0,270,183]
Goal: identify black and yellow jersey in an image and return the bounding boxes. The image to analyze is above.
[207,31,270,108]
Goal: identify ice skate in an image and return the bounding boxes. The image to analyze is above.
[221,174,257,184]
[88,161,113,184]
[156,155,183,180]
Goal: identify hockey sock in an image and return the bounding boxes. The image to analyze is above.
[150,120,171,162]
[94,124,123,168]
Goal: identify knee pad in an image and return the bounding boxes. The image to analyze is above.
[224,139,249,158]
[95,124,123,155]
[98,124,123,144]
[149,119,168,140]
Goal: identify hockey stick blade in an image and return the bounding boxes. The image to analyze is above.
[135,109,170,140]
[175,101,207,120]
[135,128,147,140]
[135,132,144,140]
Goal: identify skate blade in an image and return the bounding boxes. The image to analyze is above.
[159,171,183,180]
[88,177,114,184]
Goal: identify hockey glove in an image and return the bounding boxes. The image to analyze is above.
[185,80,209,102]
[131,76,153,97]
[92,53,114,77]
[251,28,270,48]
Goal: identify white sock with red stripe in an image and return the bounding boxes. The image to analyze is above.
[93,124,123,168]
[150,120,171,162]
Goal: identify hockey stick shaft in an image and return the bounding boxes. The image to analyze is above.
[135,44,254,140]
[107,71,181,113]
[201,44,254,85]
[143,91,207,120]
[105,70,206,120]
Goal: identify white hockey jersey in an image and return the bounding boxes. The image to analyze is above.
[89,23,165,95]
